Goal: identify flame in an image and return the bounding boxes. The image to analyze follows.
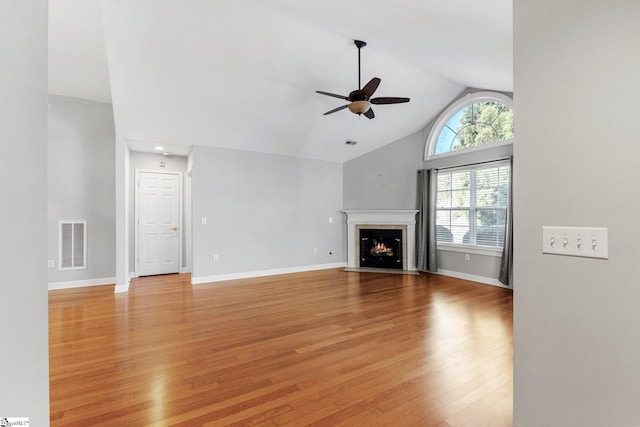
[370,242,394,256]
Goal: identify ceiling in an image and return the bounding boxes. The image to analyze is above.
[48,0,512,163]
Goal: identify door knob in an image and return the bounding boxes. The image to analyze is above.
[170,226,178,231]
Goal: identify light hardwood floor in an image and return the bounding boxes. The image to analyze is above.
[49,269,513,426]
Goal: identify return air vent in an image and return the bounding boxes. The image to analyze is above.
[59,220,87,270]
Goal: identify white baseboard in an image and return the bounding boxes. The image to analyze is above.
[435,269,511,289]
[114,274,132,293]
[48,277,116,291]
[191,262,347,285]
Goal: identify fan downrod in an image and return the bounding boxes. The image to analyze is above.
[354,40,366,89]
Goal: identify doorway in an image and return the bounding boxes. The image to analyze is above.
[135,170,182,276]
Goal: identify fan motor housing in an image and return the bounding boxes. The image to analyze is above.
[348,89,369,102]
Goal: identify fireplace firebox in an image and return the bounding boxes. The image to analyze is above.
[359,228,403,269]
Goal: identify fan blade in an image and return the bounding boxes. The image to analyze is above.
[323,104,348,115]
[363,107,375,119]
[361,77,381,97]
[371,97,410,104]
[316,91,350,101]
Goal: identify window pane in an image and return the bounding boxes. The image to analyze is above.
[450,189,470,208]
[436,173,452,208]
[476,228,504,247]
[494,107,514,141]
[450,210,469,244]
[451,225,469,244]
[435,160,510,249]
[476,208,501,227]
[451,171,470,190]
[435,126,456,154]
[436,226,453,243]
[497,167,510,205]
[445,109,464,130]
[437,172,452,191]
[432,97,514,156]
[437,192,451,208]
[436,210,451,228]
[436,209,470,244]
[452,123,499,151]
[477,166,509,207]
[476,209,506,246]
[437,171,470,208]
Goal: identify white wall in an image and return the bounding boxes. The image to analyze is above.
[191,145,344,282]
[514,1,640,425]
[0,0,50,423]
[47,95,116,286]
[115,136,131,292]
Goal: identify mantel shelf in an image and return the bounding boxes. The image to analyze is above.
[342,210,418,225]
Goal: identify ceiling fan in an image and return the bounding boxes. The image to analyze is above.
[316,40,410,119]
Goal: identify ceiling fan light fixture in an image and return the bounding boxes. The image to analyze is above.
[347,100,371,114]
[316,40,409,119]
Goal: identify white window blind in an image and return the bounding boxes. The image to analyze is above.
[59,220,87,270]
[436,160,510,248]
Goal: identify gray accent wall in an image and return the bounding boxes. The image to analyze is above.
[343,131,427,210]
[0,0,49,422]
[437,250,500,278]
[47,95,116,284]
[191,145,344,280]
[514,0,640,424]
[343,110,511,283]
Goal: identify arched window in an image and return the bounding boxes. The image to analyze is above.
[425,92,513,159]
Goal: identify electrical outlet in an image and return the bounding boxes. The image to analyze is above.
[47,260,54,268]
[201,217,207,225]
[542,226,608,259]
[313,248,318,255]
[213,254,219,262]
[464,254,470,261]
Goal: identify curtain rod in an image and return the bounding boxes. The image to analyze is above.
[419,156,511,173]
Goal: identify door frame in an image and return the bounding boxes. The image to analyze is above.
[134,168,184,277]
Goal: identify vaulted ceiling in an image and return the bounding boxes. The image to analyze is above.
[48,0,512,162]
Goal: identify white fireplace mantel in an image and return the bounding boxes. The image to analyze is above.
[342,210,419,271]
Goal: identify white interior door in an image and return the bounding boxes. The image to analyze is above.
[136,171,181,276]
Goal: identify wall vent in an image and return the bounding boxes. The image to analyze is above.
[59,220,87,270]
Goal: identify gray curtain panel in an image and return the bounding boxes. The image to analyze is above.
[417,169,438,272]
[499,157,513,287]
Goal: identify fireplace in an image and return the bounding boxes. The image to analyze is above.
[360,228,403,269]
[342,210,419,272]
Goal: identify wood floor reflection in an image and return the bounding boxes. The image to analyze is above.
[49,269,513,426]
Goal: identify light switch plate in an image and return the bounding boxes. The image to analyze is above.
[542,226,608,259]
